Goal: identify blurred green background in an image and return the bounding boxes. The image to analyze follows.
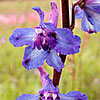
[0,0,100,100]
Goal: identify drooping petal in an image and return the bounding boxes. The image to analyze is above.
[54,28,81,55]
[22,46,48,70]
[32,7,44,25]
[75,0,100,33]
[39,75,59,94]
[81,13,96,33]
[46,50,64,72]
[9,28,37,47]
[84,7,100,32]
[38,66,48,86]
[16,94,40,100]
[75,6,83,19]
[49,1,59,27]
[59,91,88,100]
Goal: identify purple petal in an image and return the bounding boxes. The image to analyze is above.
[39,75,59,94]
[75,6,83,19]
[44,22,56,32]
[16,94,40,100]
[46,50,64,72]
[75,0,100,33]
[38,66,48,86]
[55,28,73,41]
[84,7,100,32]
[54,28,81,55]
[49,1,59,27]
[22,46,48,70]
[46,36,57,49]
[86,0,100,5]
[86,3,100,13]
[54,37,81,55]
[59,91,88,100]
[34,34,42,50]
[9,28,36,47]
[32,7,44,25]
[81,14,96,33]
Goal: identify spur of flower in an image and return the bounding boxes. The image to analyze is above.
[16,67,88,100]
[75,0,100,33]
[9,2,81,72]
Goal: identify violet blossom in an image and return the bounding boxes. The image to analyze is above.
[9,2,81,72]
[75,0,100,33]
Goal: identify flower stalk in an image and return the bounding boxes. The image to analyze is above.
[52,0,70,87]
[70,0,85,30]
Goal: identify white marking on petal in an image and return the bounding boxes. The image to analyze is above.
[43,92,57,100]
[35,28,43,34]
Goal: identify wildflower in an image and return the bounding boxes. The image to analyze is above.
[75,0,100,33]
[16,74,88,100]
[9,2,81,72]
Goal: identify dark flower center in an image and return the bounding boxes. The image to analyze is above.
[34,28,57,51]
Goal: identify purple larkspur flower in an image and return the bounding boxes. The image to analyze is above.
[16,75,88,100]
[9,2,81,72]
[75,0,100,33]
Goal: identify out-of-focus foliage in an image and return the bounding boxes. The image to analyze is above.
[0,0,100,100]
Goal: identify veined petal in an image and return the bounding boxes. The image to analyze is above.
[43,22,56,32]
[86,0,100,5]
[22,46,48,70]
[46,50,64,72]
[9,28,37,47]
[54,29,81,55]
[75,6,83,19]
[59,91,88,100]
[49,1,59,27]
[84,7,100,32]
[55,28,73,41]
[81,13,96,33]
[54,39,79,55]
[85,0,94,4]
[32,7,44,25]
[86,3,100,13]
[16,94,40,100]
